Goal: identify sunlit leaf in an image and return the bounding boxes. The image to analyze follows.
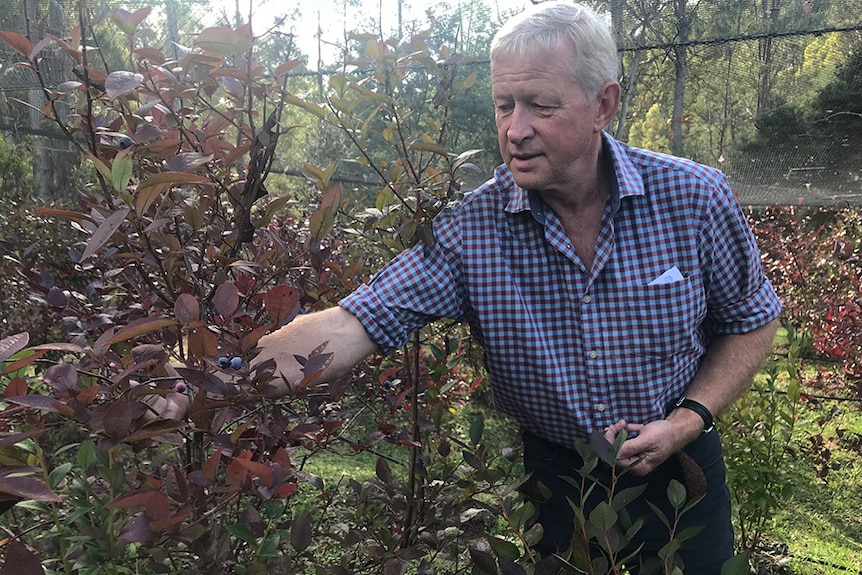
[111,150,133,192]
[80,208,129,261]
[195,26,252,55]
[112,7,152,37]
[139,171,210,189]
[168,152,213,173]
[105,70,143,100]
[0,332,29,364]
[0,31,33,59]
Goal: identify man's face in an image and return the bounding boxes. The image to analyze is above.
[491,46,604,194]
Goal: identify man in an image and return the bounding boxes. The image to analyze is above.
[247,2,781,572]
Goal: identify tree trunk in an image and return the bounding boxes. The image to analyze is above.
[27,0,76,200]
[670,0,689,156]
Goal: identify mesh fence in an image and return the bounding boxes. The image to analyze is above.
[0,0,860,206]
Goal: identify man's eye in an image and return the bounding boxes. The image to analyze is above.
[496,103,513,113]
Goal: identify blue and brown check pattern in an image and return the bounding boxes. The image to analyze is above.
[340,133,782,446]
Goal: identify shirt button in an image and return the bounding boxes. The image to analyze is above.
[583,295,592,304]
[588,350,598,359]
[596,403,606,412]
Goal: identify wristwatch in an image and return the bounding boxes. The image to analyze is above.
[674,396,715,434]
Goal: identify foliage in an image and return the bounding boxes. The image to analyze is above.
[721,323,804,553]
[0,135,80,343]
[749,207,862,380]
[0,9,519,575]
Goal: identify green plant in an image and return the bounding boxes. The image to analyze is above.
[721,321,805,554]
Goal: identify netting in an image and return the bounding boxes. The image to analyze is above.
[0,0,860,206]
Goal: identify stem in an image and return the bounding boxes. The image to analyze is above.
[400,331,423,548]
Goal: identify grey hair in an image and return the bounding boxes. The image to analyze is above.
[490,2,620,100]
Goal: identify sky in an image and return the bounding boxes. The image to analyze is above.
[210,0,536,64]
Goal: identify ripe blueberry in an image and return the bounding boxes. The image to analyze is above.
[229,357,243,369]
[218,357,230,368]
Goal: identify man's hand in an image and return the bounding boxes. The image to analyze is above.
[603,410,703,476]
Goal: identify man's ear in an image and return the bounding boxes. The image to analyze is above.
[595,80,621,131]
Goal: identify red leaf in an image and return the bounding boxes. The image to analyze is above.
[138,171,210,189]
[43,363,78,393]
[4,376,29,398]
[187,328,218,361]
[174,293,200,325]
[5,395,65,413]
[107,317,178,346]
[290,512,313,552]
[0,31,33,59]
[264,285,300,325]
[273,482,297,499]
[105,70,143,99]
[165,465,189,503]
[0,475,61,503]
[168,152,213,173]
[106,490,159,509]
[119,514,154,543]
[203,448,222,480]
[122,420,184,443]
[229,456,274,488]
[213,282,240,317]
[0,539,44,575]
[2,350,46,375]
[145,491,170,521]
[103,396,132,439]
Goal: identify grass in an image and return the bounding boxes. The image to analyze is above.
[764,399,862,574]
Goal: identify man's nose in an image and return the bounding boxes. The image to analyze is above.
[506,106,533,143]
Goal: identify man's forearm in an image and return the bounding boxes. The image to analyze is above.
[254,306,380,397]
[666,318,780,438]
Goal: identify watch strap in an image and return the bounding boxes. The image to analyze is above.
[674,396,715,434]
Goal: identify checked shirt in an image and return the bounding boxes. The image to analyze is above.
[340,133,782,446]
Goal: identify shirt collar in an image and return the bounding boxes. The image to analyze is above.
[500,132,646,224]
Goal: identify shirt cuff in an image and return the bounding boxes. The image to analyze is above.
[709,277,782,336]
[339,284,410,354]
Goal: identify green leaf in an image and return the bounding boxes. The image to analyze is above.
[486,535,520,561]
[258,533,280,557]
[469,413,484,446]
[284,93,328,120]
[48,462,72,489]
[408,140,448,155]
[111,150,133,192]
[76,440,96,470]
[667,479,687,509]
[657,539,681,561]
[226,524,257,544]
[720,552,751,575]
[588,501,618,531]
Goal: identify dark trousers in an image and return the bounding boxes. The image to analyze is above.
[522,430,734,574]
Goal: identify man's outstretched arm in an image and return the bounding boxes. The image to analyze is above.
[253,306,380,397]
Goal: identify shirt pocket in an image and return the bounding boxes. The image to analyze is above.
[619,274,705,358]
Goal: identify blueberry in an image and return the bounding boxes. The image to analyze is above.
[218,357,230,368]
[117,136,134,149]
[174,382,187,393]
[229,357,243,369]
